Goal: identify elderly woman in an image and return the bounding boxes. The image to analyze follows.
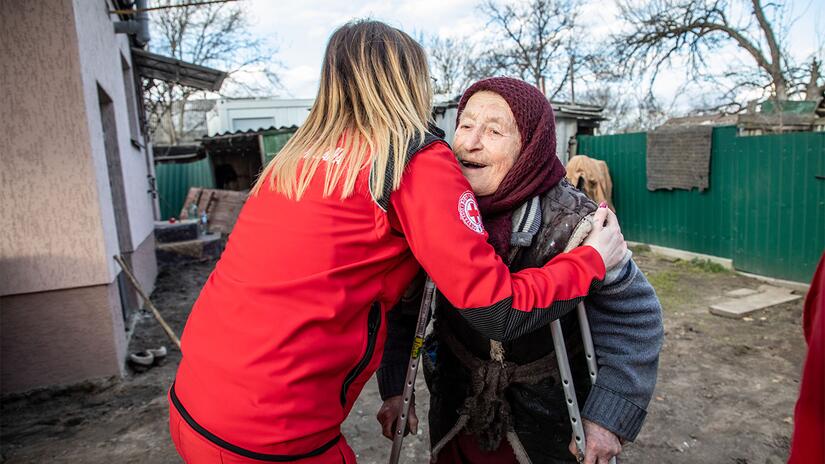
[377,78,663,464]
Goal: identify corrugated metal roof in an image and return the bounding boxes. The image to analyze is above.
[202,125,299,141]
[198,126,299,159]
[664,114,738,127]
[153,144,203,163]
[133,48,227,92]
[552,101,606,121]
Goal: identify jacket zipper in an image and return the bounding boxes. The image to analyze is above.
[340,302,382,407]
[170,383,342,461]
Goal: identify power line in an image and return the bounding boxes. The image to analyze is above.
[109,0,238,15]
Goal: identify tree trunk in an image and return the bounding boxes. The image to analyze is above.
[805,58,823,101]
[773,73,788,101]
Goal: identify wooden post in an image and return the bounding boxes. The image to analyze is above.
[114,255,181,350]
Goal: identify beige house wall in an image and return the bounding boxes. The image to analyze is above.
[0,283,126,394]
[0,0,158,297]
[0,0,110,296]
[0,236,158,394]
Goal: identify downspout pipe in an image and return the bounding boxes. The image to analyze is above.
[113,0,150,47]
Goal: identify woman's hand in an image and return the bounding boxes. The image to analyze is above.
[376,395,418,440]
[583,204,627,271]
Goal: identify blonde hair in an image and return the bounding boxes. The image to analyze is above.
[252,20,434,200]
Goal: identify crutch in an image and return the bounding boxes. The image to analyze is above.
[388,277,437,464]
[551,302,617,464]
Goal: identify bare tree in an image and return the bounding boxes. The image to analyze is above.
[143,0,280,144]
[613,0,824,112]
[478,0,580,99]
[581,85,670,133]
[426,35,488,99]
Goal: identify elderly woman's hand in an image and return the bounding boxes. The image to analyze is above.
[568,419,623,464]
[376,395,418,440]
[583,204,627,271]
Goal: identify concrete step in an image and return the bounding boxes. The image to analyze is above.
[154,220,199,244]
[710,285,802,319]
[156,233,223,266]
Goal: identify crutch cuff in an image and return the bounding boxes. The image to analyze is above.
[581,384,647,441]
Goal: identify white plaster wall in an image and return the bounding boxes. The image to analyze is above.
[556,117,577,165]
[116,38,156,251]
[209,98,314,134]
[433,106,458,145]
[206,107,222,136]
[72,0,155,277]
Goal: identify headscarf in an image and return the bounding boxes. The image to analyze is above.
[456,77,566,256]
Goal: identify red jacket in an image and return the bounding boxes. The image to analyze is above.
[788,252,825,463]
[171,138,605,460]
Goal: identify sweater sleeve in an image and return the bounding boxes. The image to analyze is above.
[389,143,605,342]
[580,256,664,441]
[376,274,424,400]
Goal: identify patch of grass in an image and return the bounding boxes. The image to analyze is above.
[629,244,651,255]
[646,270,678,295]
[677,258,730,274]
[645,269,683,310]
[643,257,731,312]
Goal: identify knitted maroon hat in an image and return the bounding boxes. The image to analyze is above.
[456,77,566,257]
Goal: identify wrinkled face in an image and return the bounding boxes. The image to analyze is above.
[453,92,522,196]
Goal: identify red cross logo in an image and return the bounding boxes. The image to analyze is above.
[467,203,480,221]
[458,191,484,234]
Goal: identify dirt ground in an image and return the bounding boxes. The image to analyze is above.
[0,247,809,463]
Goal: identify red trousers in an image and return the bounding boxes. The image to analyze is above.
[437,433,519,464]
[168,401,357,464]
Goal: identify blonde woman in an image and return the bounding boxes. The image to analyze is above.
[169,20,627,463]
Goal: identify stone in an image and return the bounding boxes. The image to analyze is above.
[724,288,761,298]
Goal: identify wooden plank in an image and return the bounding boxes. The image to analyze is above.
[207,190,246,234]
[177,187,248,234]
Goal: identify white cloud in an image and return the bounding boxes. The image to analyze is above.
[280,65,321,98]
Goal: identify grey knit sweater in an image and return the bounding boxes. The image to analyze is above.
[578,255,664,439]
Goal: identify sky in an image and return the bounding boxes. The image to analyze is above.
[243,0,823,112]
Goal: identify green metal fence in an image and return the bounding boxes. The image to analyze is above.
[577,126,824,283]
[155,156,215,220]
[262,128,296,165]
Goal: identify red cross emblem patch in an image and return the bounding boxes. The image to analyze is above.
[458,191,484,234]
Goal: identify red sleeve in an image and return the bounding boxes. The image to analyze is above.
[788,252,825,463]
[388,142,606,341]
[803,253,825,343]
